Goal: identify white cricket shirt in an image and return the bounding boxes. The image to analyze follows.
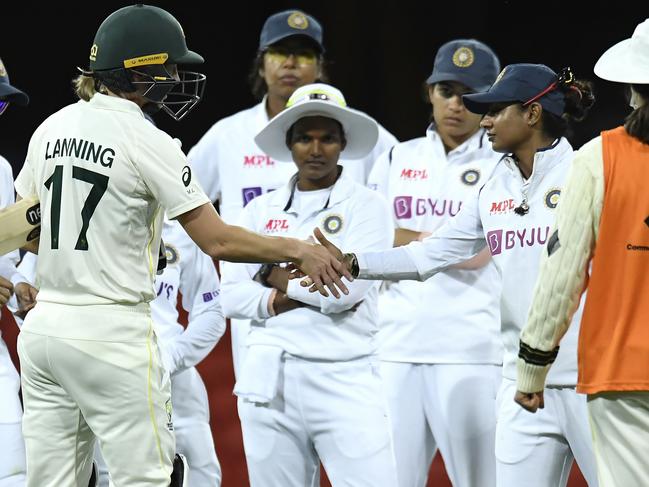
[359,138,583,385]
[368,128,502,363]
[220,172,393,360]
[14,94,210,310]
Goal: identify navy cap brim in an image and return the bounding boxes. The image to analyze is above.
[462,91,518,115]
[426,71,491,93]
[0,83,29,106]
[260,33,324,52]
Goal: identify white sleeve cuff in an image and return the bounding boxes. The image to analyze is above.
[357,247,420,281]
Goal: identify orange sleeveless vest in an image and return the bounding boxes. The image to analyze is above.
[578,127,649,394]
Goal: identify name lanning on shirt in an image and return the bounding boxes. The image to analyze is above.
[45,138,115,168]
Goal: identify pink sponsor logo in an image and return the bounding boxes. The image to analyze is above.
[487,226,551,256]
[490,199,516,215]
[244,155,275,166]
[400,168,428,180]
[264,219,289,232]
[393,196,462,220]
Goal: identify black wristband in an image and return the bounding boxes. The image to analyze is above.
[344,253,359,279]
[254,263,276,287]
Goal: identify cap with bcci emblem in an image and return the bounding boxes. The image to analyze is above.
[0,58,29,107]
[259,10,324,51]
[426,39,500,92]
[463,64,569,117]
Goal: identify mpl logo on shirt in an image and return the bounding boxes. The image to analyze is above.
[400,168,428,180]
[243,155,275,167]
[393,196,462,220]
[264,219,289,232]
[490,198,516,215]
[486,226,551,256]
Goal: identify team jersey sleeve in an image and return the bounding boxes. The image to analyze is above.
[14,144,37,200]
[162,233,226,375]
[187,126,222,204]
[134,130,210,219]
[1,157,25,286]
[357,189,486,280]
[517,137,603,393]
[220,199,275,320]
[286,191,393,313]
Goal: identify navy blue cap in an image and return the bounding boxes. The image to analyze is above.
[0,58,29,106]
[463,64,565,116]
[426,39,500,92]
[259,10,324,51]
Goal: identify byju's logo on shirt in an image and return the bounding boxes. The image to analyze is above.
[393,196,462,220]
[244,155,275,167]
[486,226,550,256]
[264,219,289,232]
[202,290,220,302]
[400,168,428,180]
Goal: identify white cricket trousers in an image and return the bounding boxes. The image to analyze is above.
[0,338,26,487]
[495,378,598,487]
[380,362,500,487]
[238,355,398,487]
[18,303,175,487]
[95,366,221,487]
[587,391,649,487]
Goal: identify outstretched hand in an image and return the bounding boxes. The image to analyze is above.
[514,390,545,413]
[299,228,355,293]
[295,237,350,298]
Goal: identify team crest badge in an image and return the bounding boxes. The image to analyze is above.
[545,189,561,209]
[461,169,480,186]
[287,12,309,30]
[165,244,179,265]
[452,47,474,68]
[323,214,343,234]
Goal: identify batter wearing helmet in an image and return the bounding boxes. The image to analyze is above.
[12,5,349,487]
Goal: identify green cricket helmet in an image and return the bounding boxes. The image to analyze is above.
[88,4,206,121]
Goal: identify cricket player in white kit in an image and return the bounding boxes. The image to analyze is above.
[367,39,503,487]
[220,83,398,486]
[316,65,600,487]
[0,58,36,487]
[188,10,397,378]
[11,5,349,487]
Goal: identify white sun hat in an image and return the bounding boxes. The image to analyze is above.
[594,18,649,83]
[254,83,379,162]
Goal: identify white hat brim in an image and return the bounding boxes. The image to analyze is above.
[594,38,649,84]
[254,101,379,162]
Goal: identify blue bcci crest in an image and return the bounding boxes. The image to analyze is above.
[545,189,561,209]
[165,244,179,265]
[461,169,480,186]
[323,214,343,234]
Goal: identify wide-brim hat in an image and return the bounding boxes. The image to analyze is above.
[254,83,378,162]
[0,58,29,106]
[594,18,649,83]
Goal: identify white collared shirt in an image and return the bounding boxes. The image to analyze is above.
[14,94,209,312]
[187,98,397,223]
[359,137,583,385]
[367,128,502,363]
[220,172,393,360]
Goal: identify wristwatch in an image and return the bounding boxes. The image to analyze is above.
[254,263,276,287]
[343,253,359,279]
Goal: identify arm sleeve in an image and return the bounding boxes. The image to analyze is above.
[358,189,486,280]
[13,150,37,201]
[134,129,210,219]
[164,239,227,375]
[1,157,23,284]
[219,200,274,320]
[517,137,604,393]
[287,192,393,314]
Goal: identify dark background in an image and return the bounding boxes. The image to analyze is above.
[1,2,643,485]
[0,1,643,175]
